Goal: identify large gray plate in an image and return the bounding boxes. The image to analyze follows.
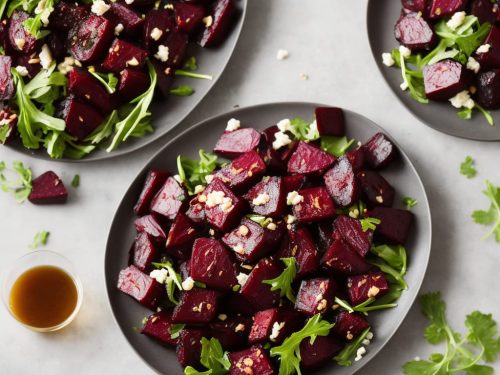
[367,0,500,141]
[105,102,432,375]
[6,0,247,161]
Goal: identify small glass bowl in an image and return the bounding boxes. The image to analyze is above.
[1,250,83,332]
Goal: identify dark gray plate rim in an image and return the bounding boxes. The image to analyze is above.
[105,101,432,375]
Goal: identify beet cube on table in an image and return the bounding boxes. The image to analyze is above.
[28,171,68,205]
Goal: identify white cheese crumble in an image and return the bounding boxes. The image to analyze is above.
[285,215,296,224]
[205,174,214,184]
[400,81,409,91]
[15,66,29,76]
[34,0,50,25]
[194,185,205,194]
[181,277,195,291]
[235,323,245,332]
[277,118,291,132]
[233,243,245,254]
[466,56,480,73]
[449,90,475,109]
[150,268,169,284]
[382,52,395,67]
[476,44,491,54]
[366,332,374,340]
[150,27,163,41]
[266,222,277,231]
[226,118,241,131]
[202,15,213,27]
[276,49,289,60]
[125,0,134,4]
[39,44,53,69]
[126,57,140,67]
[91,0,110,16]
[114,23,124,36]
[238,225,249,236]
[354,346,367,362]
[269,322,285,341]
[272,131,292,150]
[173,174,183,183]
[155,45,169,62]
[236,272,249,287]
[399,45,411,59]
[287,191,304,206]
[252,192,270,206]
[57,56,76,74]
[206,190,226,208]
[446,11,466,30]
[14,38,25,50]
[221,197,234,212]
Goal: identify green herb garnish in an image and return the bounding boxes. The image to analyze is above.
[460,155,477,178]
[71,174,80,188]
[334,296,398,315]
[170,324,185,340]
[177,149,221,193]
[472,180,500,242]
[334,328,371,367]
[263,257,297,303]
[31,230,49,249]
[360,217,381,232]
[183,56,198,71]
[184,337,230,375]
[151,259,183,305]
[0,160,33,202]
[246,214,273,228]
[321,136,355,157]
[402,196,418,209]
[170,84,194,96]
[88,70,119,94]
[175,69,213,80]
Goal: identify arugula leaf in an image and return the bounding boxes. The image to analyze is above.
[175,69,213,80]
[22,0,55,39]
[321,136,355,157]
[435,17,491,56]
[7,0,38,17]
[270,314,335,375]
[461,156,477,178]
[391,47,428,104]
[88,69,118,94]
[177,149,221,193]
[472,180,500,242]
[170,84,194,96]
[370,244,407,274]
[0,160,33,203]
[184,337,230,375]
[263,257,297,303]
[170,323,185,340]
[71,174,80,188]
[0,0,7,19]
[286,117,319,141]
[334,328,371,366]
[359,217,381,232]
[402,196,418,209]
[334,296,397,315]
[183,56,198,71]
[151,259,183,305]
[31,230,49,249]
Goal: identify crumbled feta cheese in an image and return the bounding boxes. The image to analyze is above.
[198,194,207,203]
[400,81,409,91]
[221,197,234,212]
[57,56,76,74]
[236,272,249,287]
[269,322,285,341]
[272,131,292,150]
[114,23,124,36]
[366,332,374,340]
[155,45,169,62]
[276,49,289,60]
[362,339,371,346]
[181,277,195,291]
[125,0,134,4]
[287,191,304,206]
[15,66,29,76]
[349,208,360,219]
[375,195,384,204]
[476,43,491,54]
[446,11,466,30]
[466,56,480,73]
[449,90,475,109]
[34,0,50,25]
[277,118,291,132]
[226,118,241,132]
[74,60,82,67]
[382,52,395,67]
[150,27,163,41]
[91,0,110,16]
[238,225,249,236]
[285,215,296,224]
[299,73,309,80]
[202,15,213,27]
[165,3,173,9]
[266,222,277,231]
[173,174,183,183]
[414,356,421,361]
[252,192,270,206]
[150,268,169,284]
[194,185,205,194]
[126,57,140,67]
[14,38,25,50]
[235,323,245,332]
[206,190,226,208]
[399,45,411,59]
[316,299,328,311]
[354,346,367,362]
[39,44,53,69]
[205,174,214,184]
[367,286,380,298]
[233,243,245,254]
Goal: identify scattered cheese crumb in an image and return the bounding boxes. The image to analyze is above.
[367,286,380,298]
[235,323,245,332]
[91,0,110,16]
[150,268,169,284]
[466,56,480,73]
[252,193,270,206]
[150,27,163,41]
[226,118,241,132]
[194,185,205,194]
[206,190,226,208]
[285,215,296,224]
[375,195,384,204]
[34,0,50,25]
[173,174,182,183]
[382,52,395,67]
[125,0,134,4]
[476,44,491,54]
[15,66,29,76]
[39,44,53,69]
[233,243,245,255]
[399,45,411,59]
[57,56,76,74]
[269,322,285,341]
[272,131,292,150]
[354,346,367,362]
[14,38,25,50]
[277,118,291,132]
[400,81,409,91]
[202,15,213,27]
[114,23,124,36]
[316,299,328,311]
[266,222,277,231]
[126,57,140,67]
[349,208,360,219]
[238,225,249,236]
[362,339,371,346]
[205,174,214,184]
[218,314,227,321]
[155,45,169,62]
[287,191,304,206]
[181,277,195,291]
[236,272,249,287]
[449,90,475,109]
[276,49,289,60]
[446,11,466,30]
[366,332,374,340]
[221,197,234,212]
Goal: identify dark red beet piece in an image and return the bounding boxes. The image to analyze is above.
[214,128,261,159]
[133,169,169,216]
[107,3,144,35]
[117,265,162,309]
[210,316,251,350]
[49,2,89,31]
[117,68,150,103]
[102,39,148,73]
[15,54,41,78]
[287,141,335,176]
[190,237,238,290]
[240,258,282,310]
[248,308,279,344]
[293,187,336,223]
[152,61,175,97]
[150,177,187,221]
[228,346,274,375]
[223,292,256,316]
[348,271,390,305]
[131,232,159,272]
[476,26,500,70]
[174,2,206,33]
[346,147,366,173]
[28,171,68,204]
[324,156,360,207]
[363,132,398,169]
[358,170,395,207]
[166,212,198,249]
[0,56,14,101]
[471,0,500,25]
[60,97,104,140]
[244,176,286,218]
[47,33,66,62]
[332,311,370,342]
[394,12,437,50]
[282,174,306,194]
[214,150,266,191]
[315,107,345,136]
[423,59,471,101]
[186,194,206,225]
[143,9,175,50]
[8,11,39,54]
[477,69,500,109]
[69,15,114,63]
[334,216,373,257]
[428,0,467,19]
[199,0,237,47]
[164,31,189,67]
[321,239,372,275]
[401,0,428,12]
[134,214,167,243]
[172,288,219,324]
[316,222,333,253]
[368,207,414,245]
[295,278,338,316]
[141,311,178,346]
[288,227,320,278]
[68,68,112,114]
[268,305,304,344]
[176,328,207,368]
[299,335,344,370]
[0,107,17,144]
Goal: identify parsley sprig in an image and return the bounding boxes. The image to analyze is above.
[360,217,381,232]
[263,257,297,303]
[472,180,500,242]
[184,337,230,375]
[460,156,477,178]
[177,149,222,194]
[0,160,32,202]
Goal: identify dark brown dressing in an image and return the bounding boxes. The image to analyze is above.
[9,265,78,329]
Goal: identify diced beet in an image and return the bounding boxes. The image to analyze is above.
[0,56,13,101]
[49,2,89,31]
[150,177,187,221]
[260,146,286,174]
[293,187,336,223]
[223,218,284,262]
[199,0,237,47]
[363,132,398,169]
[133,169,169,216]
[280,140,299,164]
[172,288,219,324]
[166,212,198,250]
[299,335,344,370]
[268,305,304,344]
[107,3,144,35]
[248,308,279,344]
[315,107,345,136]
[368,207,414,245]
[210,316,251,350]
[228,346,274,375]
[324,156,360,207]
[401,0,428,12]
[347,271,390,306]
[164,31,189,68]
[287,227,320,278]
[0,107,17,144]
[174,2,206,33]
[295,278,338,316]
[471,0,500,25]
[214,128,261,159]
[244,176,286,218]
[102,39,148,73]
[59,97,104,140]
[0,20,12,55]
[332,311,370,342]
[117,265,163,309]
[8,11,39,54]
[28,171,68,205]
[357,170,395,207]
[394,12,437,50]
[222,292,257,316]
[287,141,335,176]
[423,59,471,101]
[190,238,238,290]
[214,150,266,191]
[143,9,175,50]
[186,194,207,224]
[346,147,366,173]
[282,174,306,194]
[47,33,66,62]
[117,68,150,103]
[428,0,467,19]
[203,178,246,232]
[131,232,159,272]
[321,239,372,275]
[134,214,167,243]
[240,258,282,310]
[316,222,333,253]
[477,69,500,109]
[152,60,175,97]
[141,310,178,346]
[68,68,112,114]
[334,216,373,257]
[176,328,207,368]
[476,26,500,70]
[70,15,114,63]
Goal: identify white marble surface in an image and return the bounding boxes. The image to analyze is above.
[1,1,499,374]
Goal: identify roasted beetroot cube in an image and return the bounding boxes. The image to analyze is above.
[175,2,206,33]
[363,133,398,169]
[214,150,266,191]
[176,328,207,368]
[0,107,17,144]
[70,15,114,63]
[348,271,390,306]
[172,289,219,324]
[477,69,500,110]
[368,207,414,245]
[295,278,338,316]
[260,146,286,174]
[334,216,373,257]
[49,2,89,31]
[210,316,251,350]
[117,68,150,103]
[141,310,178,346]
[117,265,162,309]
[134,214,167,242]
[316,222,333,253]
[152,60,175,97]
[199,0,237,47]
[423,59,471,101]
[60,96,104,140]
[287,141,335,176]
[214,128,261,159]
[476,26,500,70]
[223,292,257,316]
[68,68,112,114]
[164,31,189,67]
[46,32,66,62]
[321,239,372,275]
[471,0,500,25]
[133,169,169,216]
[28,171,68,204]
[131,232,159,272]
[346,147,366,173]
[186,194,206,224]
[9,11,39,53]
[293,187,336,223]
[324,156,360,207]
[102,39,148,73]
[401,0,428,12]
[248,308,279,344]
[287,227,320,278]
[428,0,467,19]
[203,178,246,232]
[244,176,286,218]
[241,258,282,310]
[150,177,187,221]
[394,12,437,50]
[269,305,304,344]
[283,174,306,194]
[0,56,13,101]
[223,218,284,262]
[300,335,344,370]
[190,238,238,290]
[166,212,198,249]
[358,170,395,207]
[315,107,345,136]
[143,9,175,50]
[332,311,370,342]
[107,3,144,35]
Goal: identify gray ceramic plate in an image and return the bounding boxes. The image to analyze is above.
[367,0,500,141]
[105,102,432,375]
[6,0,247,161]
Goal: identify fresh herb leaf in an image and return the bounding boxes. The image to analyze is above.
[334,296,397,315]
[170,84,194,96]
[0,160,33,203]
[461,156,477,178]
[359,217,381,232]
[286,117,319,141]
[175,69,213,80]
[246,214,273,228]
[71,174,80,188]
[22,0,55,39]
[371,244,407,274]
[334,328,371,366]
[184,337,230,375]
[434,16,491,56]
[263,257,297,303]
[321,136,355,157]
[151,259,183,305]
[84,110,119,145]
[31,230,49,249]
[170,324,185,340]
[183,56,198,71]
[402,196,418,209]
[472,180,500,242]
[177,149,221,193]
[88,69,118,94]
[476,102,495,126]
